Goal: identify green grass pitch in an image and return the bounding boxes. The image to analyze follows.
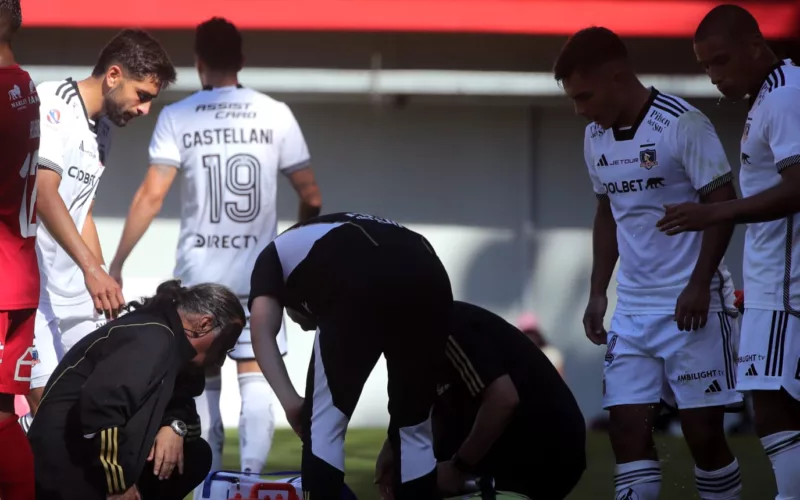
[197,429,777,499]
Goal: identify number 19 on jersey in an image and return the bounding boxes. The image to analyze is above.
[203,153,262,224]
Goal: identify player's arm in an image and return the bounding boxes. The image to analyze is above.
[248,243,302,410]
[446,333,518,470]
[679,112,738,286]
[109,165,177,276]
[78,326,173,496]
[713,88,800,224]
[584,136,618,298]
[110,108,180,280]
[278,103,321,222]
[81,201,105,265]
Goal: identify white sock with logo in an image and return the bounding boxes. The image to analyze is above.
[614,460,661,500]
[695,459,742,499]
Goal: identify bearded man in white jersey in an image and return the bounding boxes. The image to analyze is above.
[108,17,322,487]
[555,27,744,500]
[20,30,176,427]
[658,5,800,498]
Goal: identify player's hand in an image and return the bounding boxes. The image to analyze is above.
[84,265,125,320]
[374,439,394,500]
[583,295,608,345]
[285,396,304,438]
[436,460,470,495]
[675,280,710,331]
[147,426,184,480]
[107,485,141,500]
[656,202,722,235]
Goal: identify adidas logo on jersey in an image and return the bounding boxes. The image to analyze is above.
[745,364,758,376]
[597,155,609,167]
[705,380,723,393]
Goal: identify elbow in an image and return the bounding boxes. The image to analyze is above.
[135,189,166,215]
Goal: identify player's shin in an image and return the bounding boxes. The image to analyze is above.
[238,372,275,473]
[761,431,800,500]
[614,461,662,500]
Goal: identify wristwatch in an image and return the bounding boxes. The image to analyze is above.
[169,420,188,438]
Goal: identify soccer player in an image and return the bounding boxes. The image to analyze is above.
[554,27,743,500]
[0,1,40,497]
[28,280,244,500]
[657,5,800,497]
[248,212,453,500]
[20,29,176,426]
[375,301,586,499]
[107,18,322,482]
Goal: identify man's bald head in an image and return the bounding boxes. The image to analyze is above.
[694,4,762,43]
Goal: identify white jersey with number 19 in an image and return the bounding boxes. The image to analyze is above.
[148,85,311,296]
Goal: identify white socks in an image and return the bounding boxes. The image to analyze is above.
[615,460,662,500]
[18,413,32,434]
[238,372,275,473]
[762,431,800,500]
[695,459,742,499]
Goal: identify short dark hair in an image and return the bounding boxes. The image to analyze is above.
[553,26,629,82]
[195,17,243,73]
[127,279,246,339]
[694,4,762,42]
[0,0,21,42]
[92,29,177,89]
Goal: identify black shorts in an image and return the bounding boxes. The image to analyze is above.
[300,242,454,499]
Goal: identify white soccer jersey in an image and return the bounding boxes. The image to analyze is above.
[739,59,800,312]
[35,78,112,305]
[148,85,311,297]
[584,89,736,314]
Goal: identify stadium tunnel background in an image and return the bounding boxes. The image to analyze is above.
[12,2,800,428]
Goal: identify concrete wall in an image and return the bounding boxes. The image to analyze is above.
[22,28,757,428]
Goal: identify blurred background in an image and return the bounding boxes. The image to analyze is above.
[14,0,800,432]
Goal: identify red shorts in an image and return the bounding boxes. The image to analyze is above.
[0,309,37,395]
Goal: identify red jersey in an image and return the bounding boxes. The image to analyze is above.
[0,65,41,309]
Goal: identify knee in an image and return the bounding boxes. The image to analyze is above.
[608,406,658,460]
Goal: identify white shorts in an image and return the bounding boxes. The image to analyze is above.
[228,299,288,360]
[31,299,106,389]
[603,311,742,410]
[737,309,800,401]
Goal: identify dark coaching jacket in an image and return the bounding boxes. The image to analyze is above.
[28,302,199,497]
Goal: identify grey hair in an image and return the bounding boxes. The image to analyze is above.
[127,279,245,338]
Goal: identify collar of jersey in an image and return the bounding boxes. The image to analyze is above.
[748,59,788,108]
[64,77,96,132]
[201,84,244,91]
[612,87,657,142]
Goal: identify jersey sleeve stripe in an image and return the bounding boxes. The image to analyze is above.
[281,159,312,175]
[55,80,71,98]
[655,93,689,113]
[446,336,485,395]
[149,156,181,167]
[100,427,126,494]
[777,154,800,172]
[652,99,683,119]
[697,171,733,196]
[38,157,63,177]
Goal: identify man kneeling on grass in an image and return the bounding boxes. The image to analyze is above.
[28,280,244,500]
[376,301,587,500]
